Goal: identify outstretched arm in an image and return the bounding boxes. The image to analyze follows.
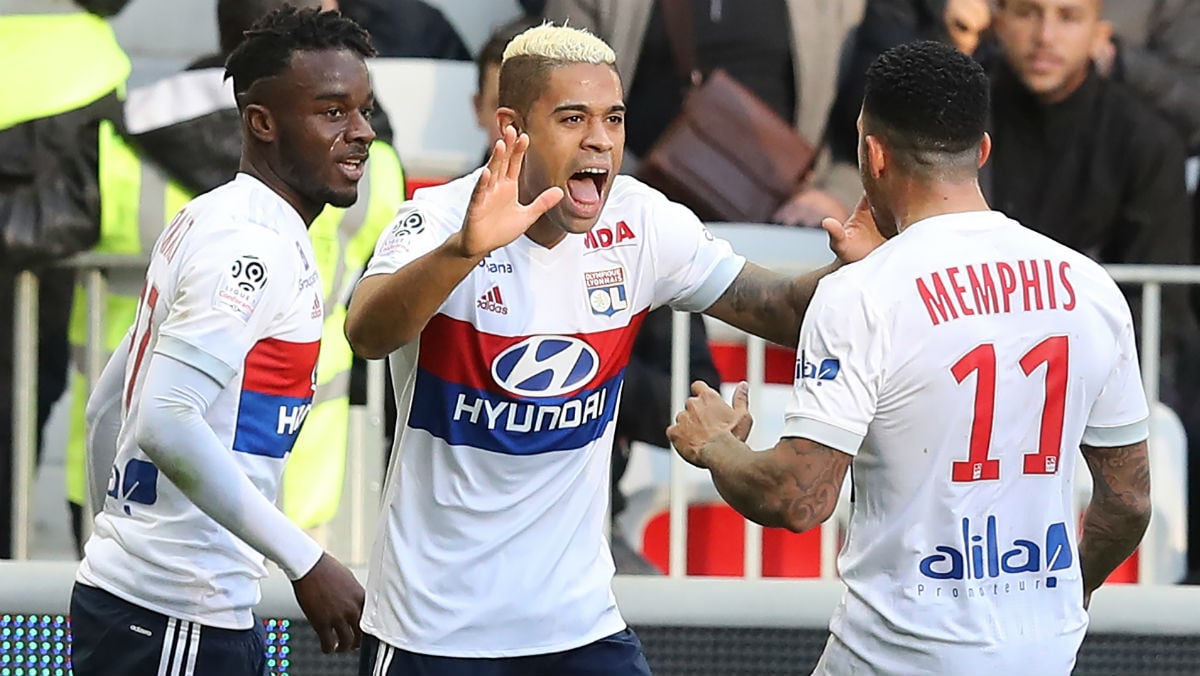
[703,198,884,347]
[345,126,563,358]
[668,381,852,532]
[1079,440,1151,606]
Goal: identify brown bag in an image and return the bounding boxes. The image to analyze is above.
[637,0,818,223]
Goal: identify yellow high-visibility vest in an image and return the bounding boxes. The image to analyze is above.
[0,12,129,131]
[67,132,405,529]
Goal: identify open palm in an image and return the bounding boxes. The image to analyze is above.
[460,126,564,258]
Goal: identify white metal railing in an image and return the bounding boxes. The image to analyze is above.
[7,250,1197,586]
[8,253,386,563]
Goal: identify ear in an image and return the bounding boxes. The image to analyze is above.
[496,106,522,135]
[244,104,275,144]
[978,132,993,168]
[865,134,887,179]
[1093,19,1114,51]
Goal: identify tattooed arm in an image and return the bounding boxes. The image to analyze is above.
[704,262,840,348]
[702,197,885,347]
[667,381,852,532]
[1078,441,1152,605]
[703,434,851,532]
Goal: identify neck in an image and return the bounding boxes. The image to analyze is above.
[524,217,567,249]
[894,179,991,233]
[239,154,322,226]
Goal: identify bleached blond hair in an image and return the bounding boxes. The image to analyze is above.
[502,23,616,65]
[497,23,620,115]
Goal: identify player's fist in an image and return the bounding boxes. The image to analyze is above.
[668,381,754,468]
[822,195,885,264]
[456,125,564,259]
[292,553,364,654]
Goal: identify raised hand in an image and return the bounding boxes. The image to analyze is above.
[822,195,885,264]
[455,125,564,259]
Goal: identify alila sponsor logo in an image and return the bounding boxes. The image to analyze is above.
[796,350,840,383]
[914,515,1074,600]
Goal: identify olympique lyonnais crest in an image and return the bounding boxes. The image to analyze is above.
[584,267,628,317]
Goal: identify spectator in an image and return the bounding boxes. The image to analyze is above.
[0,0,130,558]
[473,17,542,150]
[987,0,1200,581]
[544,0,865,226]
[65,0,407,552]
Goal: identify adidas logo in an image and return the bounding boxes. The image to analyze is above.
[310,293,322,319]
[477,286,508,315]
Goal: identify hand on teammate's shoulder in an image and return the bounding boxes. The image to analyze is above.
[823,196,885,265]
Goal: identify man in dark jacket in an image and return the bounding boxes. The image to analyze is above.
[988,0,1200,581]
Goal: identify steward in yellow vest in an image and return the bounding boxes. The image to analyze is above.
[0,5,130,559]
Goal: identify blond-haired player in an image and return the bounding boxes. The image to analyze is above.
[346,24,879,675]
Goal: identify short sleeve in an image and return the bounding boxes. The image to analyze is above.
[363,204,450,278]
[781,276,886,455]
[1083,320,1150,447]
[652,201,746,312]
[154,228,292,385]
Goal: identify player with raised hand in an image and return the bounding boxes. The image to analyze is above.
[346,22,881,676]
[71,7,376,673]
[669,40,1152,675]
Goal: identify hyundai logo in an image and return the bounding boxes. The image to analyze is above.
[491,336,600,397]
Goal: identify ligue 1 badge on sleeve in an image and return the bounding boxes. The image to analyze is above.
[214,254,270,322]
[584,267,628,317]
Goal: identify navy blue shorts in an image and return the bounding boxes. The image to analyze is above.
[70,582,267,676]
[358,628,653,676]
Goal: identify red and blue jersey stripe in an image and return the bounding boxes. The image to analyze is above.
[233,337,320,459]
[408,312,647,455]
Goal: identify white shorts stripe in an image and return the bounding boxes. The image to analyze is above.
[183,621,201,676]
[169,620,190,675]
[372,642,393,676]
[156,617,179,676]
[381,643,396,675]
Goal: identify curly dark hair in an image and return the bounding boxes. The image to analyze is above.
[224,5,376,101]
[863,40,990,171]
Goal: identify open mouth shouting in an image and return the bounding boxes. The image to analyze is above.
[565,166,610,219]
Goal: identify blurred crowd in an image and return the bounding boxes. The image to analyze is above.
[2,0,1199,580]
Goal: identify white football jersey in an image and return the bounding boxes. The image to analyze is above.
[789,211,1149,675]
[359,171,745,657]
[78,174,324,629]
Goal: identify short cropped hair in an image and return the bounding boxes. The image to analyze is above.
[862,40,990,175]
[224,6,376,104]
[498,23,617,115]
